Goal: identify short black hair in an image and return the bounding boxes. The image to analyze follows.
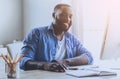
[54,4,71,12]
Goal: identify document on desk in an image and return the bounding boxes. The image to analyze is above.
[66,68,117,78]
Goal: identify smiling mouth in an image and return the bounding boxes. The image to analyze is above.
[63,23,69,27]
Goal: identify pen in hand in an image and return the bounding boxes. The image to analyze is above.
[61,64,68,70]
[61,64,78,71]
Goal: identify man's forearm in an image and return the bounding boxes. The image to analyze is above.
[24,60,46,70]
[24,60,66,72]
[58,54,90,66]
[66,54,89,66]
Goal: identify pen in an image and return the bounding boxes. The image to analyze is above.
[61,64,78,70]
[16,54,24,63]
[62,64,68,70]
[13,53,18,63]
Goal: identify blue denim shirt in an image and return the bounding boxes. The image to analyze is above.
[20,24,93,69]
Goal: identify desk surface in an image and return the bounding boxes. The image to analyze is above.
[0,60,120,79]
[16,70,120,79]
[0,66,120,79]
[0,70,119,79]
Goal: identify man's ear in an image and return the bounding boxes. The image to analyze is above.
[52,12,55,18]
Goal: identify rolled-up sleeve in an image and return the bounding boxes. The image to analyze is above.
[74,37,93,65]
[20,28,39,70]
[20,48,34,69]
[84,52,93,64]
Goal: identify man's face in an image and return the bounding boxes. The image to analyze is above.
[53,6,73,32]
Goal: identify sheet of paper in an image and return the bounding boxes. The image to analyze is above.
[66,68,117,78]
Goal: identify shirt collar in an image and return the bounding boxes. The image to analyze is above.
[47,23,54,31]
[47,23,56,37]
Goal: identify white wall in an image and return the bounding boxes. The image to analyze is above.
[0,0,23,45]
[23,0,62,36]
[82,0,108,61]
[0,0,62,44]
[102,0,120,59]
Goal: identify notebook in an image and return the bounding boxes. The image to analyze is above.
[66,68,117,78]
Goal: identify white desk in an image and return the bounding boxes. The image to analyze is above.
[0,67,120,79]
[17,70,120,79]
[0,60,120,79]
[0,70,119,79]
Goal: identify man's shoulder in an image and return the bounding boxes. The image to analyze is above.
[34,26,48,30]
[31,26,48,32]
[65,32,75,38]
[28,26,49,36]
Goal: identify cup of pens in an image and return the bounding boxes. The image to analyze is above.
[6,62,19,78]
[1,53,24,79]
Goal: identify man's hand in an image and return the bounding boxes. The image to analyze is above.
[43,62,66,72]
